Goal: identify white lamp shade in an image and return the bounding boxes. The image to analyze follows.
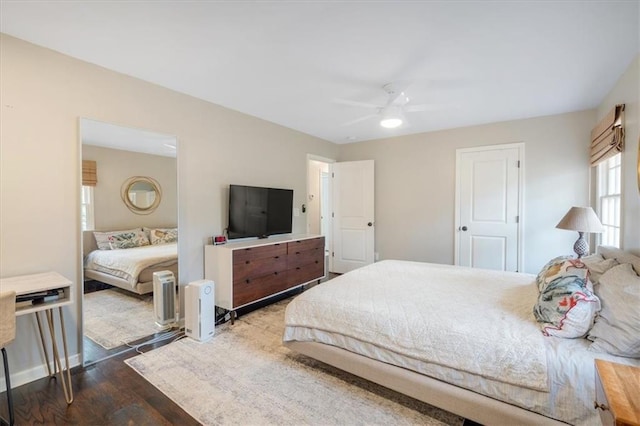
[556,206,604,233]
[380,106,403,129]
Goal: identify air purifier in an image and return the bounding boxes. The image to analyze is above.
[152,271,176,327]
[185,279,215,342]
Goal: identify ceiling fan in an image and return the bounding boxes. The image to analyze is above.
[334,83,431,129]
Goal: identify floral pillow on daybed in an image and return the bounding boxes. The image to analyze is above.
[533,256,600,338]
[93,228,150,250]
[148,227,178,245]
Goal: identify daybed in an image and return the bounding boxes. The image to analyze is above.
[283,248,640,425]
[83,227,178,295]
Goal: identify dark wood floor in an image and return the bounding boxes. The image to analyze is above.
[0,276,337,425]
[0,341,199,426]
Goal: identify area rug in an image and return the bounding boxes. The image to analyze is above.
[125,298,464,425]
[84,288,161,349]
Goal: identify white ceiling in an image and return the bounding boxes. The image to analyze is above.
[2,1,639,144]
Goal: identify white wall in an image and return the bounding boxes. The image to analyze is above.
[83,145,177,230]
[595,55,640,253]
[338,110,596,274]
[0,34,338,386]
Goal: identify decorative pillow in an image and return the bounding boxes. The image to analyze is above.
[93,228,149,250]
[149,228,178,245]
[588,263,640,358]
[580,254,619,285]
[533,257,599,338]
[536,256,588,292]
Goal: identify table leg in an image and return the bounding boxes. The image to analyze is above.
[43,309,74,404]
[35,312,54,377]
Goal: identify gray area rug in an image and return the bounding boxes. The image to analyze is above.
[84,288,161,349]
[125,298,464,425]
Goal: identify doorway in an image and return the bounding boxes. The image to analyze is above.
[455,143,524,272]
[307,155,333,270]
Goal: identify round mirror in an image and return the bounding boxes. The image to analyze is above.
[121,176,162,215]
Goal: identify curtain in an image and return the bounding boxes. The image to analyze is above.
[590,104,625,167]
[82,160,97,186]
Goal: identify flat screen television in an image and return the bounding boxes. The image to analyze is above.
[227,184,294,239]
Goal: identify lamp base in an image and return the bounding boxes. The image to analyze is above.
[573,232,589,258]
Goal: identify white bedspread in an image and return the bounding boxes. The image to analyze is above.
[84,243,177,286]
[284,260,549,391]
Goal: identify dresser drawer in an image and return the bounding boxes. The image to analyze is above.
[233,271,290,307]
[233,255,287,284]
[287,246,323,269]
[595,368,614,426]
[287,237,324,254]
[287,260,324,286]
[233,243,286,264]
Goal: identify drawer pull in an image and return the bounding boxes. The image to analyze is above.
[295,251,300,255]
[594,401,609,411]
[296,267,301,270]
[245,279,250,284]
[245,260,250,264]
[315,260,319,264]
[275,256,279,259]
[274,272,278,276]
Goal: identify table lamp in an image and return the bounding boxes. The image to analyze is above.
[556,206,604,258]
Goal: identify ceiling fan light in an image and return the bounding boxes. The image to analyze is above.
[380,117,403,128]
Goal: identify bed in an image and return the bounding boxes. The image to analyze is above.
[283,248,640,425]
[83,227,178,295]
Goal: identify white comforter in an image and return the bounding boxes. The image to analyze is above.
[284,260,548,391]
[84,243,177,286]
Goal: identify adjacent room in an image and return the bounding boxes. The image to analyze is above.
[1,1,639,425]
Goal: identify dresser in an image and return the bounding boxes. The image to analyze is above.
[204,234,325,315]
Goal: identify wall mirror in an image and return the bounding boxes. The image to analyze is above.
[122,176,162,214]
[80,118,178,366]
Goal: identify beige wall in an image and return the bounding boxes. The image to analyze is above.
[83,145,178,230]
[595,55,640,253]
[0,34,338,385]
[338,110,596,274]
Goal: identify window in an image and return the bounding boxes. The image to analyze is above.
[597,153,621,247]
[81,185,95,231]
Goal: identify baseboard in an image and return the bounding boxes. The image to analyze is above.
[0,353,82,392]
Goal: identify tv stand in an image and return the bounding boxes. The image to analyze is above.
[204,234,325,317]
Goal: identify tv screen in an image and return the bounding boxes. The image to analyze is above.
[228,184,293,239]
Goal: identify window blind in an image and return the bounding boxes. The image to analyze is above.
[82,160,97,186]
[590,104,625,167]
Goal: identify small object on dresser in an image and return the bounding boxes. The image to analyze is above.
[213,235,227,245]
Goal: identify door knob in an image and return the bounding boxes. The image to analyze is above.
[367,222,373,227]
[459,226,468,231]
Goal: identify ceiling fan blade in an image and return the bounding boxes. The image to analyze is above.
[404,104,441,113]
[341,114,379,126]
[333,98,383,110]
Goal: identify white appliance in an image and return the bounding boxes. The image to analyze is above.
[185,279,215,342]
[152,270,176,327]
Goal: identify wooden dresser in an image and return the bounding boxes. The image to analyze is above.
[204,234,325,314]
[595,359,640,426]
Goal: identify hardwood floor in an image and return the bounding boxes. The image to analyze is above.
[0,341,199,426]
[0,274,340,425]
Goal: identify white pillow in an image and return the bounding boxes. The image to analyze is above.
[598,246,640,275]
[93,228,149,250]
[580,254,619,285]
[588,263,640,358]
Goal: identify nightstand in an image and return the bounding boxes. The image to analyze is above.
[594,359,640,426]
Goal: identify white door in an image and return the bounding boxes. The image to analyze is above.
[455,144,522,272]
[331,160,375,273]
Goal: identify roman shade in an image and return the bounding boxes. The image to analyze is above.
[82,160,97,186]
[590,104,625,167]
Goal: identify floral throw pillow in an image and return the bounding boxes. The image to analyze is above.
[94,228,150,250]
[533,257,600,338]
[149,228,178,245]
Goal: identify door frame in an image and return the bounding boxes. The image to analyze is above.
[454,142,525,272]
[306,154,335,271]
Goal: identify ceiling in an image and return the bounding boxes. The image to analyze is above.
[2,1,639,144]
[81,119,177,158]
